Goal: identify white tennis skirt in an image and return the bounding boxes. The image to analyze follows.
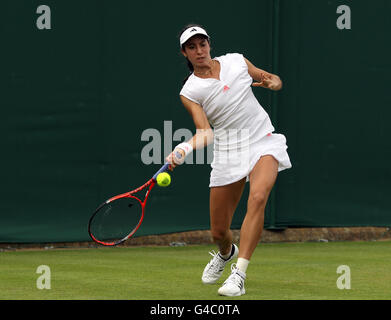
[209,132,292,187]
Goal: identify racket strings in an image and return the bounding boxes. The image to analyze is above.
[89,196,143,245]
[89,178,156,246]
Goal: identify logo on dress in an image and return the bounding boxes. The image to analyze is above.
[223,85,230,92]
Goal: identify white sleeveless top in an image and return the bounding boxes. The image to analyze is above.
[180,53,290,186]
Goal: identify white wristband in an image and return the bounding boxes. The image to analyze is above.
[175,142,193,157]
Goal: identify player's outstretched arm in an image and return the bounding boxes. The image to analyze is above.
[166,96,213,169]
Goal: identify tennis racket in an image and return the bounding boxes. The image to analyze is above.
[88,155,180,246]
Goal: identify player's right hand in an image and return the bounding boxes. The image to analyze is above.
[166,149,186,170]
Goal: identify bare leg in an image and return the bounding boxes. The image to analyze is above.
[239,155,279,260]
[209,178,246,255]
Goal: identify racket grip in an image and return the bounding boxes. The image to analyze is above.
[152,152,182,181]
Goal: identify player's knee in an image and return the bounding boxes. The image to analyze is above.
[248,191,268,211]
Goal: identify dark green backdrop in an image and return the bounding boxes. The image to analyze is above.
[1,0,390,243]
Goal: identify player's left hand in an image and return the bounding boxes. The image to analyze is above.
[252,73,282,91]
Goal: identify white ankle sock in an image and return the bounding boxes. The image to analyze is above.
[236,258,250,273]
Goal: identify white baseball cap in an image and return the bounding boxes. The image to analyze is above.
[179,26,210,48]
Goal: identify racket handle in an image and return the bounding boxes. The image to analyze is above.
[152,152,182,181]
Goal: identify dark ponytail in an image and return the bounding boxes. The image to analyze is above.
[179,23,210,85]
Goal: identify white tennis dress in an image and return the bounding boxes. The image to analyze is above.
[180,53,292,187]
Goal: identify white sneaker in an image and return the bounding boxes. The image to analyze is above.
[218,264,246,296]
[201,244,238,284]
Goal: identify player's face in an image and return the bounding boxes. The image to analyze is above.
[181,36,211,68]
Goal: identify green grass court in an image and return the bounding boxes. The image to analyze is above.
[1,241,390,300]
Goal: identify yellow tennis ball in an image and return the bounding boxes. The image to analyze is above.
[156,172,171,187]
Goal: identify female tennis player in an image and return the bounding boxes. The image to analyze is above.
[166,24,292,296]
